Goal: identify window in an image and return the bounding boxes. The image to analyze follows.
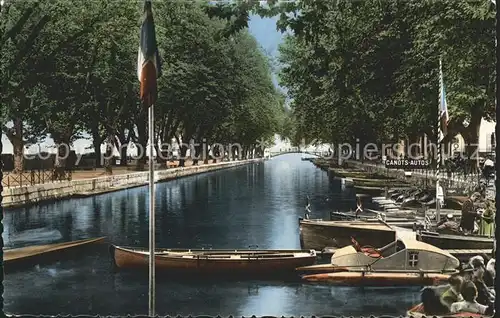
[408,251,419,267]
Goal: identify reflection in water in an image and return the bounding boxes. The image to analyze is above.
[4,227,63,247]
[3,154,420,315]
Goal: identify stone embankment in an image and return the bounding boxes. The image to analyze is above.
[3,159,263,209]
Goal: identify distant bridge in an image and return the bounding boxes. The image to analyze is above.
[267,149,326,158]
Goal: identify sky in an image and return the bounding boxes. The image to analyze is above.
[1,15,286,155]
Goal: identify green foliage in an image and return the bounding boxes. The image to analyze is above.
[1,0,284,168]
[272,0,495,146]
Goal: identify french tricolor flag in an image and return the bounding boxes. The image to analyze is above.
[137,0,161,108]
[439,59,449,142]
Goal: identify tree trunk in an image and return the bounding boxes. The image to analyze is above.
[241,145,246,159]
[53,133,71,180]
[90,123,103,168]
[104,133,113,175]
[116,129,132,167]
[174,134,188,167]
[135,111,147,171]
[204,141,210,164]
[10,117,24,173]
[159,142,171,163]
[92,137,102,168]
[154,136,164,164]
[462,123,481,175]
[459,107,483,174]
[119,144,128,166]
[192,143,200,166]
[179,145,188,167]
[212,144,219,163]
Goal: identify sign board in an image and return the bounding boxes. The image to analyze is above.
[384,158,430,169]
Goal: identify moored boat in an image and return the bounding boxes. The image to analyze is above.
[110,245,317,278]
[299,217,405,250]
[417,230,494,250]
[295,263,348,274]
[300,214,494,252]
[300,237,459,286]
[299,216,420,250]
[302,272,450,286]
[353,185,387,196]
[330,209,420,223]
[3,236,106,271]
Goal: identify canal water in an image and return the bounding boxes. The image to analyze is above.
[3,154,420,316]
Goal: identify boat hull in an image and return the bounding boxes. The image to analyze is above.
[302,272,451,286]
[329,211,419,227]
[418,232,494,250]
[299,219,396,250]
[353,186,386,196]
[295,264,348,275]
[111,246,317,278]
[3,237,106,271]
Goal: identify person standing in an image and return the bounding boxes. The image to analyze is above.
[478,199,495,237]
[460,193,481,234]
[482,156,494,185]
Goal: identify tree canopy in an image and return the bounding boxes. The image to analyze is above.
[0,0,285,171]
[204,0,495,154]
[275,0,495,153]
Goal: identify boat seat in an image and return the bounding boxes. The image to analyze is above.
[364,251,383,258]
[366,252,383,258]
[360,247,383,258]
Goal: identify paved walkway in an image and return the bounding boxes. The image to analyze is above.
[2,159,221,188]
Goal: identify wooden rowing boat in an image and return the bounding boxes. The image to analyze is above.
[299,217,410,250]
[418,231,494,250]
[295,263,348,274]
[110,245,318,277]
[353,185,387,195]
[300,217,494,251]
[3,237,106,270]
[302,272,451,286]
[330,210,419,224]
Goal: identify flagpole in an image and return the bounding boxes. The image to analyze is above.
[139,2,160,314]
[148,103,155,316]
[436,58,442,224]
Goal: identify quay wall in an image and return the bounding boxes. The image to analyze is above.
[3,159,263,209]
